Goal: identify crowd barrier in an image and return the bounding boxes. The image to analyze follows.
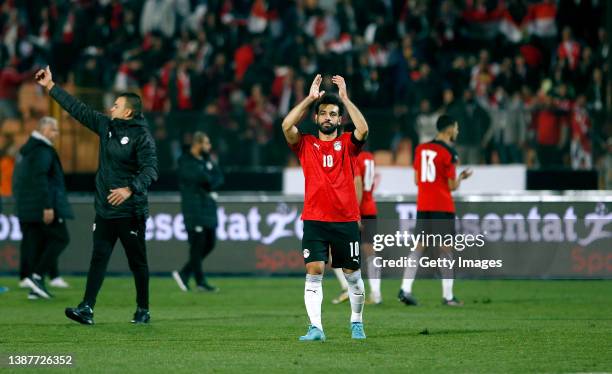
[0,192,610,278]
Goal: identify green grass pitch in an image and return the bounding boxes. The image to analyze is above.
[1,277,611,373]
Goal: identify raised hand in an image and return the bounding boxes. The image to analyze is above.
[332,75,348,100]
[34,66,54,90]
[460,169,473,180]
[308,74,325,100]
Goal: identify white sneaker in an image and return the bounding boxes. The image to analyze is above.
[49,277,70,288]
[27,291,40,300]
[366,294,383,305]
[19,278,29,288]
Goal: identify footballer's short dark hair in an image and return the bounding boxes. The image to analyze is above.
[117,92,143,117]
[436,114,457,132]
[314,93,344,117]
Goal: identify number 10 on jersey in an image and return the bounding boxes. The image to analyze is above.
[323,154,333,167]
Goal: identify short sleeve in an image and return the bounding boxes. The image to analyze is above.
[289,135,305,156]
[447,150,457,180]
[347,132,364,156]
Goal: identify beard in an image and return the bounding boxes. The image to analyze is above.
[318,121,339,135]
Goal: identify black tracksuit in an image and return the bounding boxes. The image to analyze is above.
[13,134,73,279]
[50,85,158,309]
[178,151,223,286]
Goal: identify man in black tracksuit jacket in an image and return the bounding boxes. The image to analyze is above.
[172,132,223,292]
[35,66,158,325]
[13,117,73,299]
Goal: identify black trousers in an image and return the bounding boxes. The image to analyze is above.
[181,227,216,286]
[19,219,70,279]
[83,215,149,309]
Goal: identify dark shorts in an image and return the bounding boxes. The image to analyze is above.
[415,211,456,238]
[302,220,361,270]
[361,215,377,245]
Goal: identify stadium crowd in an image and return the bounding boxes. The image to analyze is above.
[0,0,610,181]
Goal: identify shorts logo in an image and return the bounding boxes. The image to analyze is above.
[195,226,203,233]
[334,141,341,151]
[303,249,310,258]
[121,136,129,145]
[206,162,213,170]
[92,223,96,232]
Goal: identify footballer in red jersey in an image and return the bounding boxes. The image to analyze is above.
[398,115,472,308]
[354,150,383,305]
[283,74,369,341]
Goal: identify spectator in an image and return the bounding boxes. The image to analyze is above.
[552,83,573,130]
[142,75,167,113]
[470,50,495,98]
[594,28,608,66]
[570,94,592,170]
[586,68,606,135]
[574,47,595,94]
[140,0,177,39]
[481,87,526,164]
[513,54,536,91]
[234,42,255,83]
[414,99,438,144]
[86,14,112,48]
[0,58,32,121]
[168,58,197,111]
[141,32,172,80]
[445,56,470,97]
[352,52,381,107]
[454,89,490,165]
[493,58,516,94]
[532,94,567,168]
[414,63,440,108]
[0,0,606,172]
[557,26,581,71]
[245,83,276,137]
[439,87,460,117]
[74,49,107,108]
[113,58,143,92]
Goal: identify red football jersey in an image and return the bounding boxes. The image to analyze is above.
[414,140,458,213]
[290,132,363,222]
[354,151,377,216]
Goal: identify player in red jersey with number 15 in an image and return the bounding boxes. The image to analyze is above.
[283,74,369,341]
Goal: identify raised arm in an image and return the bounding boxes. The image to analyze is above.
[332,75,368,141]
[282,74,325,145]
[35,66,108,135]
